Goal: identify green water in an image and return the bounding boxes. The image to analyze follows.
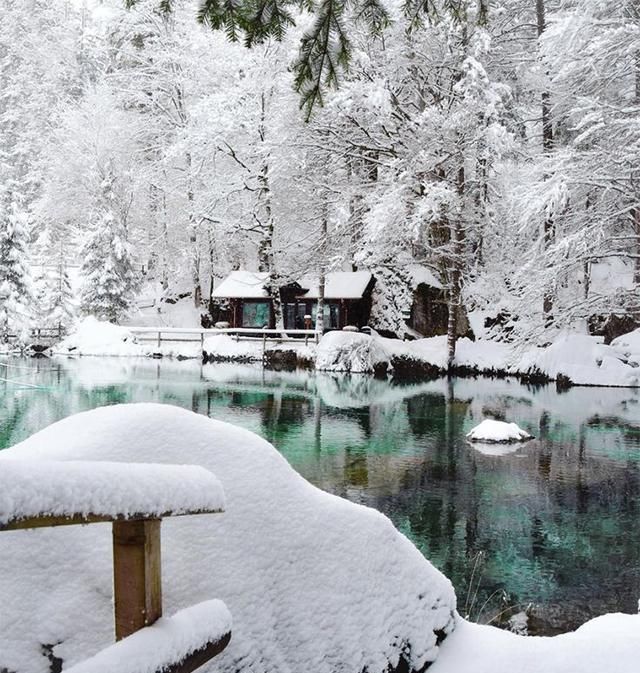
[2,356,640,634]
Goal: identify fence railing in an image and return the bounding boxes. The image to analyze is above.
[1,460,230,673]
[128,326,320,348]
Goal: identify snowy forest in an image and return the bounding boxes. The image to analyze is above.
[2,0,640,352]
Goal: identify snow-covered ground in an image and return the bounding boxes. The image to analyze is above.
[0,404,455,673]
[47,317,640,387]
[430,613,640,673]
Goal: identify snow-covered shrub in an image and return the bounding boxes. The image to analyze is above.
[316,331,391,374]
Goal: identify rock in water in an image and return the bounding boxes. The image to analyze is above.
[466,419,533,443]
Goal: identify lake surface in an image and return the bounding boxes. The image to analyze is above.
[2,356,639,634]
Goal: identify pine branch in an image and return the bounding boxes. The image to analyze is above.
[243,0,297,46]
[293,0,351,120]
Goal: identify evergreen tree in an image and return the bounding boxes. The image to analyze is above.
[43,259,76,333]
[0,198,33,341]
[79,170,138,323]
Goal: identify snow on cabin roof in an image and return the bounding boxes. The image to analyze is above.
[212,270,374,300]
[211,271,269,299]
[298,271,374,299]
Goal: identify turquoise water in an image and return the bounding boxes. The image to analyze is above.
[2,356,639,634]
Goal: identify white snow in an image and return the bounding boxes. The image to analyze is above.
[430,613,640,673]
[53,317,203,359]
[0,404,455,673]
[0,459,224,525]
[298,271,374,299]
[516,333,640,387]
[407,264,443,290]
[466,419,532,443]
[202,334,265,361]
[65,600,231,673]
[210,271,269,298]
[54,317,143,356]
[316,330,390,373]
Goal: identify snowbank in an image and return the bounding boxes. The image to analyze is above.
[316,331,391,373]
[316,330,640,387]
[0,459,223,525]
[54,318,204,359]
[466,419,532,443]
[66,600,231,673]
[430,613,640,673]
[54,317,144,356]
[0,404,455,673]
[202,334,264,361]
[516,333,640,387]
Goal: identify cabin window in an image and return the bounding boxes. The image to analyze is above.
[315,302,339,329]
[242,301,270,328]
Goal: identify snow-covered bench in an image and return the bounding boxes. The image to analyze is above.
[0,459,230,673]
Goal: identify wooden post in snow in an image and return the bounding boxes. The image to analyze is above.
[112,518,163,640]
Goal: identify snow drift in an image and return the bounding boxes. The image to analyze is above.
[0,403,455,673]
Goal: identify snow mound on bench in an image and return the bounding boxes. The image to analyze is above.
[0,403,455,673]
[0,459,224,524]
[466,419,532,443]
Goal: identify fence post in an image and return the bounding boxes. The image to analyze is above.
[157,331,161,348]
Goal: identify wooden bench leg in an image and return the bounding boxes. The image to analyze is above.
[112,519,162,640]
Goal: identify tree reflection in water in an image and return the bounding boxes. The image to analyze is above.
[1,356,639,634]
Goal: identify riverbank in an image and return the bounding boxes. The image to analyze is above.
[30,317,640,388]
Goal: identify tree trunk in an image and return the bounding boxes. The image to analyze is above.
[256,92,283,330]
[185,152,201,307]
[536,0,555,324]
[316,199,328,337]
[447,166,465,372]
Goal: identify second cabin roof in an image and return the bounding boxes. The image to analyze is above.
[211,270,374,300]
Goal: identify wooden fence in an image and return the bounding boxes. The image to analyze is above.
[128,326,320,348]
[1,464,230,673]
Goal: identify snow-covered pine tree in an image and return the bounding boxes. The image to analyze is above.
[43,258,75,333]
[79,168,138,323]
[0,199,33,342]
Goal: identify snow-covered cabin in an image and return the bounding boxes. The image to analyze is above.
[210,270,375,330]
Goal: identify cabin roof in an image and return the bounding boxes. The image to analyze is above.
[212,270,375,300]
[297,271,374,299]
[211,271,269,299]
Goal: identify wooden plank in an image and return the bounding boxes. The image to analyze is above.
[161,631,231,673]
[113,519,162,640]
[1,507,223,532]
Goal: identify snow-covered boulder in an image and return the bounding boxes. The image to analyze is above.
[316,331,390,374]
[0,404,455,673]
[466,419,532,443]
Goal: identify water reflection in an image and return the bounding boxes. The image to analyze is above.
[1,356,639,634]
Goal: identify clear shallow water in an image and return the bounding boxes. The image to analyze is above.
[2,356,640,634]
